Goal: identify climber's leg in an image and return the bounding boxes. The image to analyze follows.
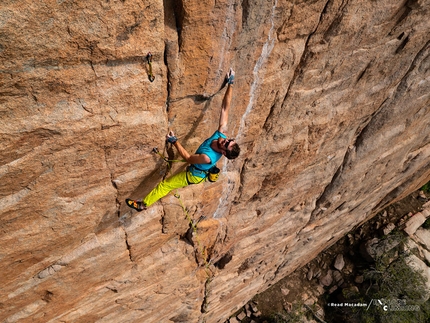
[143,171,203,207]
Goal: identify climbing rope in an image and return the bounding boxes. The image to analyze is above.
[152,147,185,163]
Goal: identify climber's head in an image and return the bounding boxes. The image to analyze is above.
[219,138,240,159]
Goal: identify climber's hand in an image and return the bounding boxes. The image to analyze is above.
[166,131,177,144]
[226,68,235,85]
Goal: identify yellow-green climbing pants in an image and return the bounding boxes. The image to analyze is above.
[143,170,205,207]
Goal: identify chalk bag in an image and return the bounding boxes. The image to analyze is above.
[208,166,220,182]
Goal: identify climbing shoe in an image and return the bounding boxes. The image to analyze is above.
[125,199,146,212]
[227,68,235,84]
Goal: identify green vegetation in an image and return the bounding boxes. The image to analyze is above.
[422,217,430,230]
[356,238,430,323]
[324,230,430,323]
[421,181,430,193]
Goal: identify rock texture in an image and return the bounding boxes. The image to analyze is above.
[1,0,429,322]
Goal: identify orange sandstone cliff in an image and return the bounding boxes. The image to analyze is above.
[1,0,429,322]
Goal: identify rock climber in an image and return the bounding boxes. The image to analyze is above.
[125,68,240,211]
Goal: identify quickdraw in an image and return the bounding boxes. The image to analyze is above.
[147,52,155,82]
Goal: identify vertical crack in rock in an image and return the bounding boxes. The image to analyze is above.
[215,0,278,218]
[214,0,236,81]
[120,226,134,262]
[264,0,334,132]
[309,152,346,222]
[89,60,97,77]
[161,204,169,234]
[239,0,278,139]
[103,147,121,218]
[200,277,212,313]
[169,0,184,48]
[163,44,172,113]
[272,259,287,282]
[163,0,184,113]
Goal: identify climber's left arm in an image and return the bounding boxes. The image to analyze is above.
[173,141,211,164]
[166,131,210,164]
[218,83,233,134]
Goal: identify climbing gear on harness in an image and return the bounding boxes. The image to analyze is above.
[125,199,146,211]
[227,68,235,84]
[186,166,207,185]
[208,166,220,182]
[147,52,155,82]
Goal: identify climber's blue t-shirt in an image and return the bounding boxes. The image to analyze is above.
[191,130,226,176]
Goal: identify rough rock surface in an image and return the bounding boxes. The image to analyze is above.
[1,0,429,322]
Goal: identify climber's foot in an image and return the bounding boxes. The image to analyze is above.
[125,199,146,212]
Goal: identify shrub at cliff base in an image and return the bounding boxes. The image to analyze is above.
[356,236,430,323]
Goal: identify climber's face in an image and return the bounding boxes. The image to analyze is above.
[218,138,235,151]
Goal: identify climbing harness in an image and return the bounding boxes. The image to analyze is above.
[188,165,208,180]
[146,52,155,82]
[153,147,215,184]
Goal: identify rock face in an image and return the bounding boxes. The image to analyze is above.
[1,0,429,322]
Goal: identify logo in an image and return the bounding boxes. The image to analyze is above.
[367,298,420,312]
